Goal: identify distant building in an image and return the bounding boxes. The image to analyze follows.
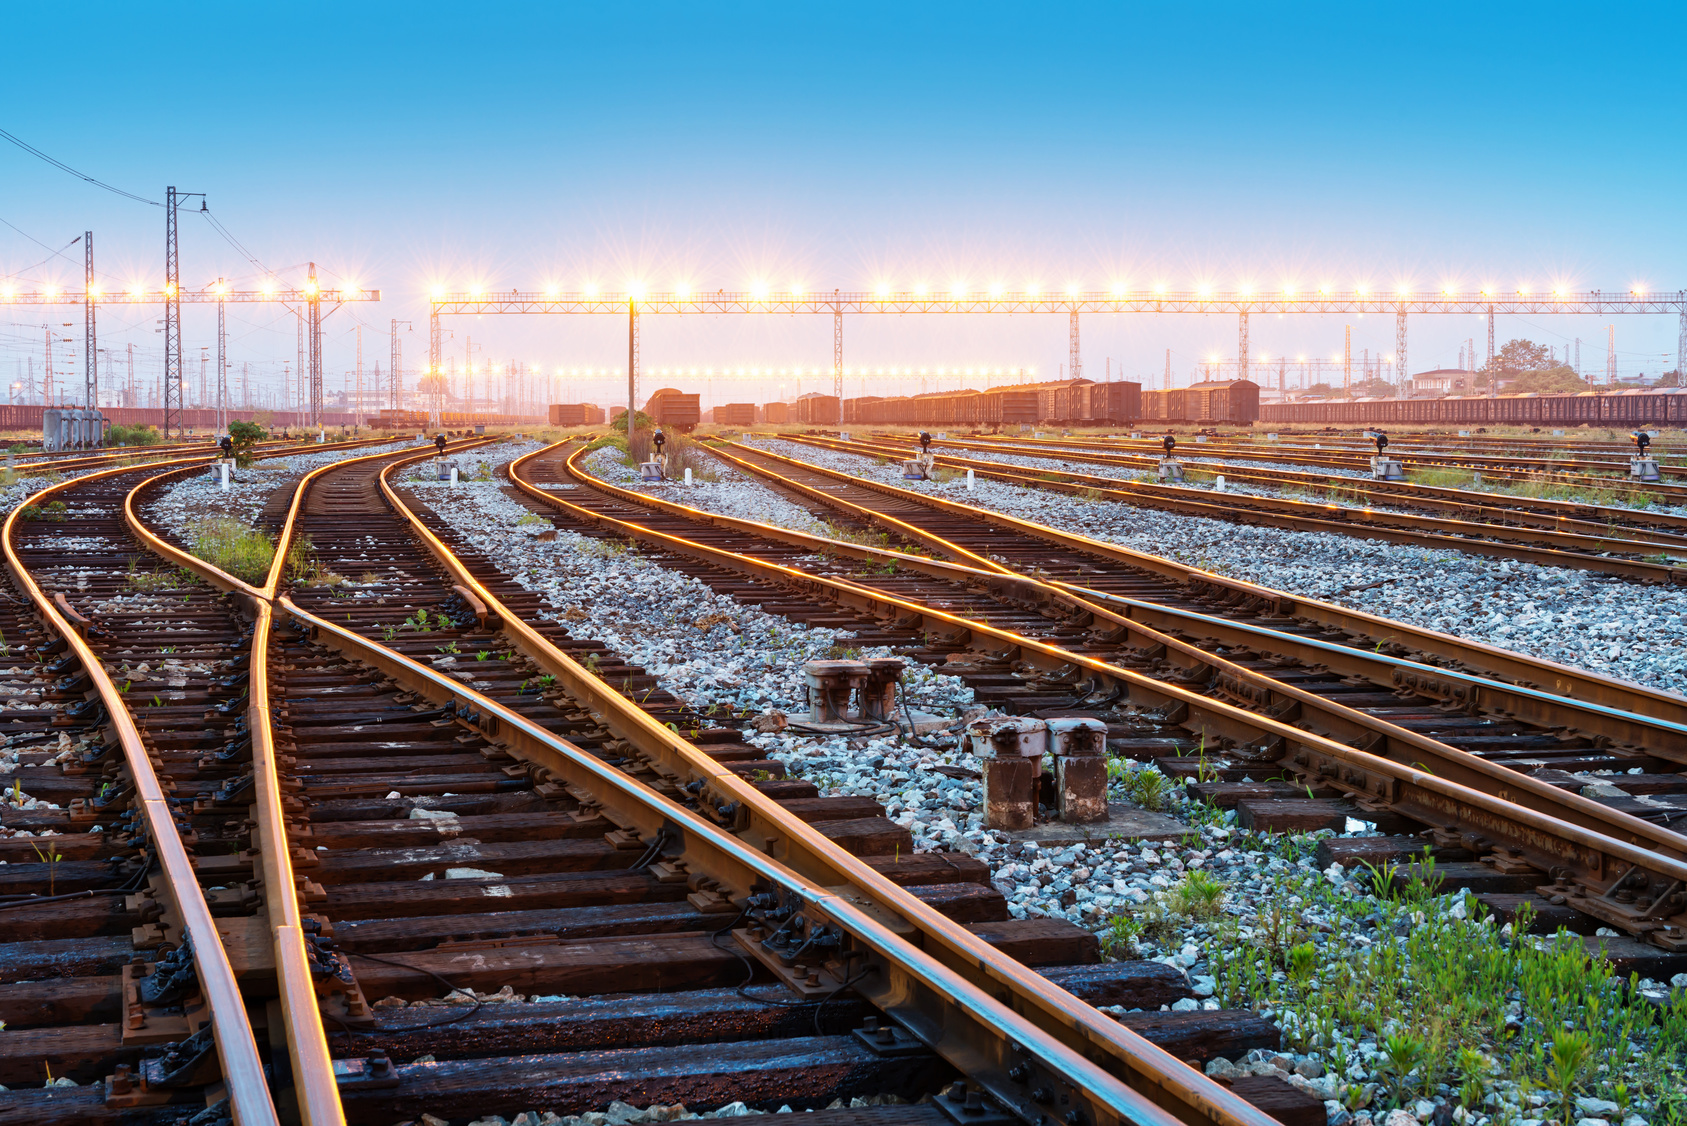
[1410,369,1473,396]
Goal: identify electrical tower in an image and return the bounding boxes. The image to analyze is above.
[1163,348,1170,390]
[1575,337,1581,374]
[1343,325,1352,390]
[1607,325,1617,384]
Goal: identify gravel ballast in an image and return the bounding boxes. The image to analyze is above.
[735,438,1687,694]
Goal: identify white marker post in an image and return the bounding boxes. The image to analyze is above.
[219,462,231,491]
[449,466,459,488]
[684,468,693,486]
[966,468,975,491]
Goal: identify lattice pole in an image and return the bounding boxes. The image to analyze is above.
[216,281,228,432]
[1237,311,1249,384]
[833,302,843,400]
[164,190,182,437]
[1395,308,1407,395]
[1068,309,1080,381]
[83,232,96,410]
[308,262,323,428]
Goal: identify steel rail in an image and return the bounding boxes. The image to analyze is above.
[525,445,1687,948]
[705,436,1687,727]
[761,434,1687,580]
[274,595,1191,1126]
[130,442,1244,1126]
[395,446,1276,1126]
[528,443,1687,760]
[692,440,1687,765]
[2,455,281,1126]
[859,432,1687,540]
[122,437,502,1126]
[976,433,1687,498]
[555,445,1687,856]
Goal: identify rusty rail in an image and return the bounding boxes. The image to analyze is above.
[3,454,281,1126]
[126,440,1268,1126]
[710,436,1687,726]
[535,442,1687,949]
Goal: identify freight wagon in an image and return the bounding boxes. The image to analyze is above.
[547,403,605,426]
[643,388,701,430]
[1260,389,1687,427]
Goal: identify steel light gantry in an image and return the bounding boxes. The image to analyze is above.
[5,280,381,434]
[427,288,1687,408]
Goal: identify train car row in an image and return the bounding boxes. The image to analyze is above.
[1262,388,1687,427]
[839,379,1158,428]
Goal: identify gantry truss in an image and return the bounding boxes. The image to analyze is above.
[429,289,1687,317]
[6,283,382,434]
[427,288,1687,419]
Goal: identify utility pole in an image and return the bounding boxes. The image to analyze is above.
[1164,348,1171,390]
[1607,324,1617,385]
[1575,337,1581,374]
[241,362,249,412]
[126,343,135,408]
[1278,355,1286,399]
[44,325,54,405]
[84,232,96,410]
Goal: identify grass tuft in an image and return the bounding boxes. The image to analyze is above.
[190,518,275,584]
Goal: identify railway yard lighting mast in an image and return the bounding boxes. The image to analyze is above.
[83,232,96,409]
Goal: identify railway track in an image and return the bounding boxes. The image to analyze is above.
[111,442,1282,1125]
[8,434,1684,1121]
[499,442,1687,956]
[758,433,1687,582]
[852,432,1687,542]
[960,431,1687,503]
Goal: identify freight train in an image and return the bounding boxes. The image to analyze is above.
[1261,388,1687,427]
[840,379,1171,428]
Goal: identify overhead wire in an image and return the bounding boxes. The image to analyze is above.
[0,128,160,206]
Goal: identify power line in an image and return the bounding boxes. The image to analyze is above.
[199,208,272,277]
[0,127,160,206]
[0,221,81,281]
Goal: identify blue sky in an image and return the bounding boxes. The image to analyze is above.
[4,2,1685,408]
